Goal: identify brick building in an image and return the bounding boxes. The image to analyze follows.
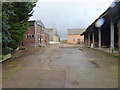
[67,29,84,44]
[22,20,49,47]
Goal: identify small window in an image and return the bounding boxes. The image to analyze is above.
[26,35,30,38]
[29,22,34,26]
[32,35,34,38]
[26,34,35,39]
[73,38,76,41]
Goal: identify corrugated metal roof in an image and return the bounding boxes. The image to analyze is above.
[36,20,45,28]
[28,19,49,34]
[28,19,45,28]
[81,1,120,35]
[68,29,85,35]
[28,19,36,21]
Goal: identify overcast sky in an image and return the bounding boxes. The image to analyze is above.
[30,0,114,40]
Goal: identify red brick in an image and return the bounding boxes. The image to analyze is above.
[68,34,84,44]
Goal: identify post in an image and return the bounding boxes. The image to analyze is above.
[92,32,95,48]
[117,20,120,55]
[110,17,114,53]
[88,33,90,47]
[84,34,87,46]
[86,35,88,46]
[34,21,37,47]
[98,29,101,49]
[84,35,86,45]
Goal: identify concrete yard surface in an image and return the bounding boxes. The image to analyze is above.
[2,44,118,88]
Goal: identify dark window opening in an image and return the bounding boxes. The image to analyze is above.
[73,38,76,41]
[29,22,34,26]
[32,35,34,38]
[26,34,35,39]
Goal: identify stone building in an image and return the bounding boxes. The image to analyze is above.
[46,28,60,42]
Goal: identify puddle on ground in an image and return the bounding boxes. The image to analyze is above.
[90,58,96,60]
[54,57,61,59]
[78,48,84,51]
[72,81,79,85]
[89,60,100,68]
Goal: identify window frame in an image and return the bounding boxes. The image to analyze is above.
[26,34,35,39]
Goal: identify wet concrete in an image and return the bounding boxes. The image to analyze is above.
[2,44,118,88]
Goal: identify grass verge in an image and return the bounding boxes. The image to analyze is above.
[2,57,23,81]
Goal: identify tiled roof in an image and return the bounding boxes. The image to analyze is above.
[68,29,85,35]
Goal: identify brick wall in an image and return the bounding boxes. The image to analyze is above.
[37,29,49,45]
[23,22,49,47]
[36,25,43,45]
[23,26,35,46]
[39,30,46,45]
[68,34,84,44]
[45,33,49,45]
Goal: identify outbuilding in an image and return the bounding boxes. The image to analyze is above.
[22,20,49,47]
[68,29,84,44]
[81,1,120,53]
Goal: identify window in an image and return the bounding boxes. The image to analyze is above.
[73,38,76,41]
[32,35,34,38]
[26,35,35,39]
[26,35,30,38]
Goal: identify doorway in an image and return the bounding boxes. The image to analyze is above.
[77,39,80,44]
